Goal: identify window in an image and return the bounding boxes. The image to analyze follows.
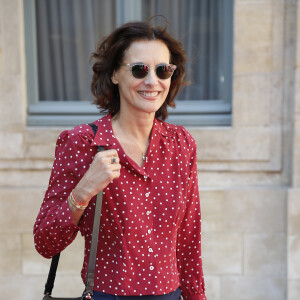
[24,0,233,126]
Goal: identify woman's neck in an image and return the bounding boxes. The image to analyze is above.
[112,112,154,143]
[111,111,154,167]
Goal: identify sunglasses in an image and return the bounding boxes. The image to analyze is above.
[122,63,177,80]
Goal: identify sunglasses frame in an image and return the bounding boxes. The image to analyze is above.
[122,63,177,80]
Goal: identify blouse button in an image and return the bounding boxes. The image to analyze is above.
[149,266,154,270]
[145,192,150,197]
[146,211,151,215]
[147,229,152,234]
[148,247,153,253]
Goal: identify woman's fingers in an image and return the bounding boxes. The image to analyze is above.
[73,149,122,203]
[94,149,121,179]
[95,149,120,164]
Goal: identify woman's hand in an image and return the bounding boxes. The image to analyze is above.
[72,149,121,204]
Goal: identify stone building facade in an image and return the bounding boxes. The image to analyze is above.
[0,0,299,299]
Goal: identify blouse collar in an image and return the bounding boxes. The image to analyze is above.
[91,114,174,148]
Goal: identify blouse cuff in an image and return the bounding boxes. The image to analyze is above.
[56,198,80,231]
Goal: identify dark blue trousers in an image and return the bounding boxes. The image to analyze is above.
[92,288,181,300]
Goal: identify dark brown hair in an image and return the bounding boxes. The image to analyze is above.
[90,20,187,121]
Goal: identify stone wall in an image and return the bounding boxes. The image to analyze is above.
[288,0,300,299]
[0,0,298,300]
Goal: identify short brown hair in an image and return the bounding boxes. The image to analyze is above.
[90,21,187,121]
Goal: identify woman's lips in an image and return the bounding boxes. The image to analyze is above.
[138,91,159,97]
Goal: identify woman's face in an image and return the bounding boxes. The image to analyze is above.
[112,39,172,118]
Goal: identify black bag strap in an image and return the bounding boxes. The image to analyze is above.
[44,253,60,296]
[44,123,105,299]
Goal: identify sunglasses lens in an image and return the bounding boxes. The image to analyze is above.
[131,64,149,79]
[156,65,174,79]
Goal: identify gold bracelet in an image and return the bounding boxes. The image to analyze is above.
[68,192,88,211]
[68,196,78,211]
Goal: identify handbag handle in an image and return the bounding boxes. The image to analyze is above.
[44,123,104,299]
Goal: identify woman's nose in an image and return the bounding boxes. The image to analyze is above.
[144,69,158,86]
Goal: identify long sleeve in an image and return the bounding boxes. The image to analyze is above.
[176,132,206,300]
[33,130,84,258]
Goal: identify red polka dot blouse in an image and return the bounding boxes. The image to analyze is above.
[34,114,206,300]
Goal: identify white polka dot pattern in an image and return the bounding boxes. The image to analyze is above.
[33,114,206,300]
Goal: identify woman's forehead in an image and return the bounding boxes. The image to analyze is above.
[123,40,170,62]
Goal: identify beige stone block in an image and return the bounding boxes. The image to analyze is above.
[0,189,45,233]
[244,234,286,275]
[233,74,271,127]
[296,77,300,116]
[288,280,300,300]
[231,127,270,161]
[203,275,220,300]
[200,125,282,172]
[202,233,243,275]
[22,233,50,275]
[1,0,21,75]
[25,144,56,160]
[222,189,286,233]
[189,129,232,161]
[22,233,51,275]
[198,155,282,173]
[0,132,24,159]
[200,190,224,232]
[0,159,52,170]
[270,73,284,125]
[0,75,24,131]
[0,233,22,274]
[0,1,3,76]
[23,128,66,162]
[288,236,300,279]
[0,274,83,300]
[57,234,85,275]
[0,170,50,187]
[292,128,300,187]
[268,126,282,171]
[234,1,272,74]
[221,275,286,300]
[295,1,300,67]
[197,171,283,188]
[24,128,62,145]
[288,189,300,235]
[0,275,45,300]
[272,1,285,72]
[22,233,84,275]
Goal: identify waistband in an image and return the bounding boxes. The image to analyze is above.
[92,288,181,300]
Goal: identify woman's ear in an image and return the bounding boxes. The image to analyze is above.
[111,72,118,85]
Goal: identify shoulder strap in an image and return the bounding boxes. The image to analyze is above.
[84,124,105,297]
[44,123,105,299]
[89,122,104,153]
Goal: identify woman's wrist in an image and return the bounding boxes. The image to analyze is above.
[68,191,88,211]
[72,186,92,205]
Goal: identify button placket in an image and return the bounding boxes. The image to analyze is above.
[144,185,155,272]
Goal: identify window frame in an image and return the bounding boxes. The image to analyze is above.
[24,0,233,127]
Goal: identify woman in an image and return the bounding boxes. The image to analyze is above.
[34,21,206,300]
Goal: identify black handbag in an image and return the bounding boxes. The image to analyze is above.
[42,124,104,300]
